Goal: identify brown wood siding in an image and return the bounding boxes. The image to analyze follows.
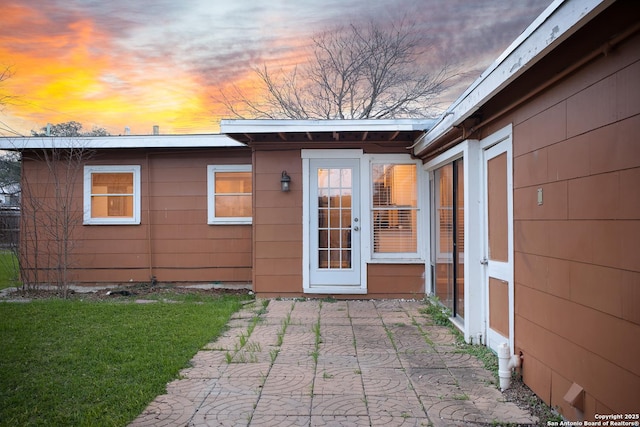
[484,21,640,420]
[20,155,89,285]
[251,147,425,298]
[367,263,424,298]
[253,150,303,295]
[20,148,252,286]
[488,277,509,338]
[487,153,509,262]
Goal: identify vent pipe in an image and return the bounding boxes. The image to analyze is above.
[153,125,159,135]
[497,343,521,391]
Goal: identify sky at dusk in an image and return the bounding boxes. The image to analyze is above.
[0,0,552,136]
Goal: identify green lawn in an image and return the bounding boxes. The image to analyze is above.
[0,250,19,290]
[0,294,249,426]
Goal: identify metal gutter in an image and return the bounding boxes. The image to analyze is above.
[220,118,435,134]
[0,134,244,150]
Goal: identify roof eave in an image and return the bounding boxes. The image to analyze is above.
[220,118,436,134]
[0,134,245,150]
[413,0,612,157]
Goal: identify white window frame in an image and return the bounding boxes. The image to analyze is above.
[207,164,252,225]
[83,165,141,225]
[368,154,424,262]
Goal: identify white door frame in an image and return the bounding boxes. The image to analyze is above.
[480,125,514,353]
[422,140,482,343]
[302,149,367,294]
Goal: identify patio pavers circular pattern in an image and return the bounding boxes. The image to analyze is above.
[129,299,539,426]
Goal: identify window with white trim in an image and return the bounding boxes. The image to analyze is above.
[207,165,252,224]
[371,162,418,256]
[84,165,141,225]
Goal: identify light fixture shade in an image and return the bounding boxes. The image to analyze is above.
[280,170,291,192]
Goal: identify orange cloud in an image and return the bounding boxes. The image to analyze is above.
[0,6,233,134]
[0,0,552,136]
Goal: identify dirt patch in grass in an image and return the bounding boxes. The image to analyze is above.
[1,283,251,302]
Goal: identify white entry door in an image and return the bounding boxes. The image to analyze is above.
[482,136,514,353]
[308,158,361,290]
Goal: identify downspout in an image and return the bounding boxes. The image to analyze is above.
[418,125,473,162]
[407,112,454,151]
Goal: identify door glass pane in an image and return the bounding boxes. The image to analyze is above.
[318,169,329,188]
[330,250,342,268]
[341,189,352,207]
[319,208,328,228]
[318,189,329,207]
[341,209,351,229]
[435,164,454,313]
[319,230,328,249]
[330,188,341,206]
[317,167,352,270]
[434,159,465,320]
[329,230,341,249]
[319,250,328,268]
[455,158,465,319]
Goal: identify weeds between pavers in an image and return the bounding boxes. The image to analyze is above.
[226,299,270,363]
[310,301,322,364]
[419,296,564,426]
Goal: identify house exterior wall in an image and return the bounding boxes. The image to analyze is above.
[253,149,304,295]
[367,263,424,298]
[252,146,426,298]
[20,148,252,286]
[482,27,640,419]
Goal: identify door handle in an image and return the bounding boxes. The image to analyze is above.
[480,258,488,265]
[353,226,359,231]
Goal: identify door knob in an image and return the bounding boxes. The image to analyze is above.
[354,226,359,231]
[480,258,488,265]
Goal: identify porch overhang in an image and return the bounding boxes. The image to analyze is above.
[220,119,434,150]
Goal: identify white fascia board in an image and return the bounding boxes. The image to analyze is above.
[0,134,245,150]
[220,118,435,133]
[413,0,611,157]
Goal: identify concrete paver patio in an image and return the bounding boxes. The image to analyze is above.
[130,299,537,426]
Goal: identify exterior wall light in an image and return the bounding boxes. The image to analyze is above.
[280,171,291,192]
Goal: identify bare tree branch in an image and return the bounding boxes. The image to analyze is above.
[0,66,16,109]
[215,19,458,120]
[18,142,95,296]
